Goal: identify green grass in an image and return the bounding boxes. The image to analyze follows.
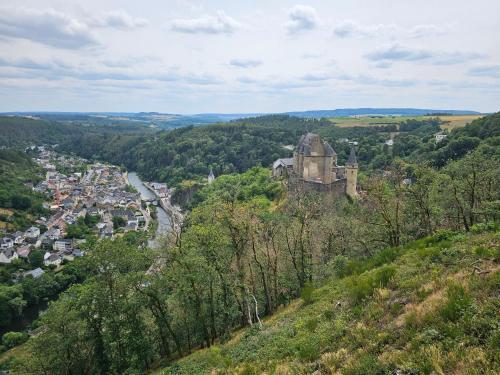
[158,228,500,375]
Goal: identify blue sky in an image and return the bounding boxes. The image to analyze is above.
[0,0,499,113]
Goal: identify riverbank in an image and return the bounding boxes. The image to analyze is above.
[127,172,174,246]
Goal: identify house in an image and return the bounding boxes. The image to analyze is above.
[124,222,138,232]
[25,226,40,239]
[0,237,14,249]
[24,267,45,279]
[45,227,61,240]
[16,246,31,258]
[384,139,394,146]
[12,231,25,244]
[110,209,135,221]
[53,239,73,252]
[272,158,294,178]
[0,248,18,264]
[435,133,447,143]
[44,252,62,267]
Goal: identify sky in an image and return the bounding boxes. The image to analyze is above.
[0,0,499,113]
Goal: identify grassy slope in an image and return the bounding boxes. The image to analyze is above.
[160,229,499,375]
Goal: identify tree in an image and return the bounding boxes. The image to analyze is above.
[2,331,29,349]
[28,251,44,268]
[112,216,126,229]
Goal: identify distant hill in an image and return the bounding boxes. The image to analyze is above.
[285,108,481,118]
[2,108,481,128]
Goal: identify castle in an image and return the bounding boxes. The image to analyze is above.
[272,133,358,198]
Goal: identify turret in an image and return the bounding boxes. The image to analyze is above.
[208,167,215,184]
[345,146,358,198]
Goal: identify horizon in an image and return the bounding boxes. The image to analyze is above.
[0,107,489,116]
[0,1,499,113]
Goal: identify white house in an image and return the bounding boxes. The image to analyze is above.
[0,237,14,249]
[0,249,18,264]
[435,134,447,143]
[53,239,73,252]
[44,252,62,267]
[25,226,40,239]
[24,267,45,279]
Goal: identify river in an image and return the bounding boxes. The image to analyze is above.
[127,172,172,247]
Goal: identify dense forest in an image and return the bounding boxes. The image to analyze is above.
[1,112,497,374]
[0,150,48,231]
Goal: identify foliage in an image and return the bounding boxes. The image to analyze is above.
[1,332,28,349]
[0,149,48,230]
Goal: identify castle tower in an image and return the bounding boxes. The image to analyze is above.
[345,146,358,198]
[208,167,215,184]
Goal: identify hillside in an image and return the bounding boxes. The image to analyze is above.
[0,149,47,231]
[161,228,499,374]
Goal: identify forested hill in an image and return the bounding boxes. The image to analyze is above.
[1,114,498,374]
[1,112,499,190]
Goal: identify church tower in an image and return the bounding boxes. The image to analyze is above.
[208,167,215,184]
[346,146,358,199]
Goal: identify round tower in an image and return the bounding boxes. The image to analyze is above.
[346,146,358,198]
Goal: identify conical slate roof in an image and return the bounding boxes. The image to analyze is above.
[347,146,358,166]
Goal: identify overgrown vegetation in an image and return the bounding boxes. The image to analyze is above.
[0,149,48,231]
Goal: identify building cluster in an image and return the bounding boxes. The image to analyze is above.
[0,148,147,272]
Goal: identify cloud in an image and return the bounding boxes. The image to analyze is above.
[170,11,241,34]
[300,73,332,81]
[365,44,483,65]
[87,10,148,29]
[0,7,98,49]
[229,59,262,68]
[467,65,500,78]
[334,20,449,39]
[334,20,396,38]
[0,56,223,85]
[285,5,319,34]
[408,24,448,38]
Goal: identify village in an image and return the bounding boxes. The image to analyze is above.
[0,147,153,278]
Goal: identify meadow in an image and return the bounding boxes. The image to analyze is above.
[328,114,483,131]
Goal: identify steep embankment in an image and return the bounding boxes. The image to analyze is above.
[160,228,499,374]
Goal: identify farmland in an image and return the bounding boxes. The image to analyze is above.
[328,114,484,130]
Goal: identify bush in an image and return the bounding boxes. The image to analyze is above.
[300,282,314,305]
[343,353,389,375]
[470,222,498,234]
[2,331,29,349]
[439,283,472,322]
[346,265,396,304]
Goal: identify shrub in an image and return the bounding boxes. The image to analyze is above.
[439,283,472,322]
[331,255,348,277]
[2,331,29,349]
[295,340,320,361]
[343,353,389,375]
[346,265,396,304]
[300,282,314,305]
[470,221,498,234]
[304,317,318,332]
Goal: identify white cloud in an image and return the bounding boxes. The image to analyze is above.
[334,20,396,38]
[0,7,98,49]
[170,11,241,34]
[87,10,148,29]
[334,20,449,39]
[467,65,500,78]
[365,44,483,65]
[229,59,262,68]
[285,5,319,34]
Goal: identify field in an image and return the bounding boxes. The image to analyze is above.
[438,115,484,131]
[328,114,483,131]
